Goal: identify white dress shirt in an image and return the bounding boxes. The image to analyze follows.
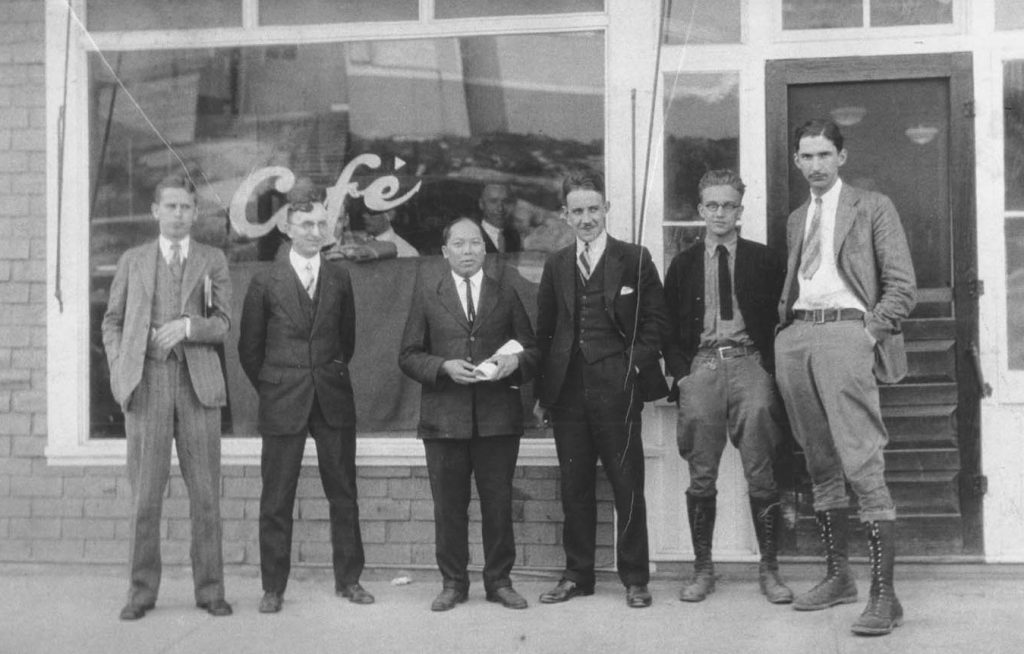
[451,268,483,321]
[576,230,607,278]
[289,248,322,295]
[157,235,192,336]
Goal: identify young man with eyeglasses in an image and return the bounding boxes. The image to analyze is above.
[663,169,792,605]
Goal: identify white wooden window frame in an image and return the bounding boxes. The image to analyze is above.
[43,0,622,466]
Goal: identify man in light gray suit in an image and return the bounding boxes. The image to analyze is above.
[775,119,916,636]
[103,174,233,620]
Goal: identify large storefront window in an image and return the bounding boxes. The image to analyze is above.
[1004,61,1024,369]
[665,0,741,44]
[781,0,953,30]
[86,0,242,31]
[996,0,1024,31]
[662,72,739,263]
[88,32,604,438]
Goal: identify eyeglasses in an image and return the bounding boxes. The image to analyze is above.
[702,202,741,213]
[289,219,330,233]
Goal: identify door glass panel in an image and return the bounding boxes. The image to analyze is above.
[996,0,1024,30]
[1004,61,1024,369]
[86,0,241,30]
[788,79,950,295]
[663,72,739,262]
[260,0,417,25]
[434,0,602,19]
[871,0,953,27]
[782,0,863,30]
[665,0,741,44]
[1005,220,1024,369]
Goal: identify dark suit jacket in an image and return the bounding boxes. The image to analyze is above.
[101,240,231,410]
[536,235,669,406]
[779,183,917,383]
[663,237,785,379]
[238,254,357,436]
[481,222,522,254]
[399,267,539,439]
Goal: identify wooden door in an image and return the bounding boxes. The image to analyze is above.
[766,53,983,557]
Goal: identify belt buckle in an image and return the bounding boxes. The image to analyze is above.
[717,345,736,359]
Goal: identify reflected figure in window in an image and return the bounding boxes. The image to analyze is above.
[363,207,419,257]
[663,169,792,605]
[478,183,522,254]
[775,119,916,636]
[101,174,234,620]
[238,188,374,614]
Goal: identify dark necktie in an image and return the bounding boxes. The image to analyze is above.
[169,242,183,280]
[800,196,823,280]
[717,245,733,321]
[579,243,591,279]
[463,277,475,325]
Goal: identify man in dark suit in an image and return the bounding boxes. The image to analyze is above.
[102,173,233,620]
[663,169,791,605]
[776,119,916,636]
[534,170,668,609]
[478,183,522,254]
[399,217,540,611]
[238,189,373,614]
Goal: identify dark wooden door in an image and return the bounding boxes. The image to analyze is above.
[766,53,983,557]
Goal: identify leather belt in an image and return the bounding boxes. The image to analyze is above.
[697,344,759,360]
[793,308,864,323]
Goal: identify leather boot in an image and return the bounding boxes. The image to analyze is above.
[750,497,793,604]
[851,520,903,636]
[793,509,858,611]
[680,494,716,602]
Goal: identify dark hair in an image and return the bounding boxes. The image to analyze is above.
[153,173,196,204]
[793,118,844,152]
[442,216,484,245]
[698,169,745,200]
[561,169,605,203]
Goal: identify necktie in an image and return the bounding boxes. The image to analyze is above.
[304,261,315,299]
[716,245,733,321]
[579,243,591,280]
[800,197,823,280]
[169,242,183,280]
[463,277,475,324]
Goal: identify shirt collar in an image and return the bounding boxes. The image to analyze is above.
[289,248,321,275]
[813,177,843,208]
[480,220,502,243]
[158,235,190,261]
[451,267,484,288]
[704,233,738,255]
[576,230,607,261]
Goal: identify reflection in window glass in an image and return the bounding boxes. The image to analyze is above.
[871,0,952,26]
[1006,220,1024,369]
[996,0,1024,30]
[665,0,741,44]
[782,0,863,30]
[88,33,603,438]
[86,0,240,31]
[260,0,417,25]
[662,72,739,263]
[1004,62,1024,210]
[435,0,602,19]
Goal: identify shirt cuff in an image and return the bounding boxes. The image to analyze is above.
[183,316,191,339]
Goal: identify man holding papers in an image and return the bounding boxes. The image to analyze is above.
[399,217,540,612]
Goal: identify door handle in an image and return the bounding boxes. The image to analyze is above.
[967,341,992,398]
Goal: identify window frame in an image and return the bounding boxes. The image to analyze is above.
[44,0,613,465]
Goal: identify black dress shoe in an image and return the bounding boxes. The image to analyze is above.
[626,584,653,608]
[430,588,468,612]
[118,601,155,621]
[336,583,375,605]
[486,586,528,609]
[539,579,594,604]
[258,592,283,614]
[196,599,233,616]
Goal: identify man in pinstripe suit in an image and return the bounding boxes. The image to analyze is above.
[102,174,233,621]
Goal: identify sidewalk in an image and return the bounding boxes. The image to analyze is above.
[2,562,1023,654]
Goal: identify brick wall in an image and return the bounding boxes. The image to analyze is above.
[0,1,616,573]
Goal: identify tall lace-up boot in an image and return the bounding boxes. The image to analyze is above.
[793,509,858,610]
[750,497,793,604]
[851,520,903,635]
[680,494,716,602]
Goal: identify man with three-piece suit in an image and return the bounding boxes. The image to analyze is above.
[238,190,373,614]
[399,217,539,612]
[534,170,669,609]
[102,174,233,620]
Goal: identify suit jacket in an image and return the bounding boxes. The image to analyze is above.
[663,237,786,379]
[481,222,522,254]
[536,235,669,406]
[399,267,540,439]
[779,183,917,383]
[238,254,357,436]
[101,240,231,411]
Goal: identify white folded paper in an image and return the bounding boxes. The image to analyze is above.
[473,339,524,381]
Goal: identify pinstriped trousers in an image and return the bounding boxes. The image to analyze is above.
[124,355,225,606]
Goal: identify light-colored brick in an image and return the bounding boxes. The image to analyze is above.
[84,540,124,563]
[10,517,60,539]
[62,518,115,540]
[521,544,564,568]
[11,348,44,370]
[11,389,44,413]
[167,518,191,541]
[0,237,29,259]
[522,500,563,522]
[0,329,30,347]
[219,498,246,519]
[0,456,31,476]
[223,477,262,498]
[388,476,431,500]
[0,282,28,302]
[363,543,411,565]
[410,542,435,566]
[297,541,332,564]
[357,477,388,497]
[360,521,386,543]
[358,466,412,478]
[10,434,44,456]
[162,498,190,519]
[0,107,28,130]
[298,498,330,520]
[222,519,257,541]
[10,260,44,282]
[31,497,82,517]
[386,520,434,544]
[9,475,61,497]
[360,497,410,521]
[514,522,557,545]
[0,2,41,22]
[223,542,246,564]
[0,498,31,517]
[0,476,9,497]
[84,497,131,518]
[32,539,84,562]
[409,499,434,521]
[0,539,31,560]
[292,520,331,542]
[65,475,118,498]
[10,128,42,151]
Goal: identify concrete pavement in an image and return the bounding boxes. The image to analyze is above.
[2,562,1023,653]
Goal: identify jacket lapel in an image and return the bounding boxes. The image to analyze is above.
[135,240,159,300]
[311,260,336,332]
[179,244,204,313]
[602,236,625,305]
[271,260,311,333]
[558,245,576,318]
[474,274,499,332]
[833,184,858,254]
[438,274,471,331]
